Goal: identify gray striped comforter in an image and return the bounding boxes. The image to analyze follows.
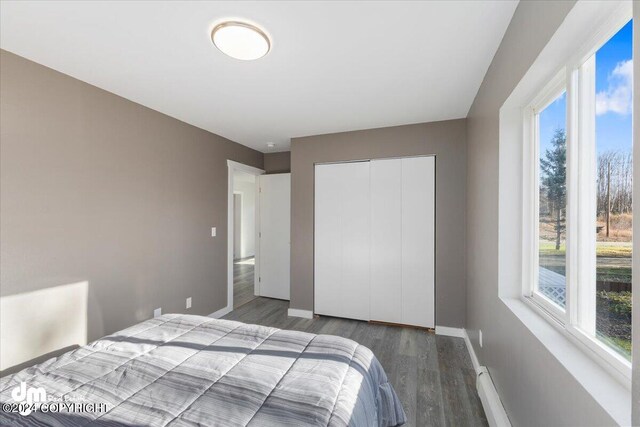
[0,314,406,426]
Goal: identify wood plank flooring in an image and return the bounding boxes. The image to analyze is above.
[233,257,257,309]
[223,296,488,427]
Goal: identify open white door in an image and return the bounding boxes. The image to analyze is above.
[258,173,291,300]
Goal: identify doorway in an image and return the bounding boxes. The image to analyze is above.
[233,172,257,308]
[226,160,264,313]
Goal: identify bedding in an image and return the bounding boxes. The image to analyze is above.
[0,314,406,426]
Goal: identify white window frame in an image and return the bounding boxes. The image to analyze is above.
[525,71,568,321]
[522,7,632,382]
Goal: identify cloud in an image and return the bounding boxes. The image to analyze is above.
[596,59,633,116]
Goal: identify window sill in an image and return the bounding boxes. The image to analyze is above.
[521,294,632,381]
[500,297,630,426]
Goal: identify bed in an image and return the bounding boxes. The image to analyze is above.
[0,314,406,426]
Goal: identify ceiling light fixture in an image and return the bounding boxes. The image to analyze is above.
[211,21,270,61]
[266,143,276,149]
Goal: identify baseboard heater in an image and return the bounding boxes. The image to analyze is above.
[476,367,511,427]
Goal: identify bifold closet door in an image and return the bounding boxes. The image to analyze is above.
[401,156,435,328]
[314,162,370,321]
[370,159,402,324]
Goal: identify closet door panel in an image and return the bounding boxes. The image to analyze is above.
[314,164,343,318]
[314,162,370,321]
[339,161,371,321]
[370,159,402,323]
[401,156,435,328]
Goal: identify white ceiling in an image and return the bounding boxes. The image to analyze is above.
[0,1,518,152]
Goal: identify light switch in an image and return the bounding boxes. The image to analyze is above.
[186,297,192,309]
[154,308,162,318]
[211,227,217,237]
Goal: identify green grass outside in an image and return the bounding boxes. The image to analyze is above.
[541,261,631,283]
[597,334,632,359]
[539,241,632,283]
[596,266,632,283]
[539,241,632,258]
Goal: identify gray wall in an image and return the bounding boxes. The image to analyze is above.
[465,1,619,425]
[0,50,263,363]
[290,119,467,327]
[264,151,291,174]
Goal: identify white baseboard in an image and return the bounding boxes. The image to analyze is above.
[288,308,314,319]
[435,325,466,338]
[462,330,481,374]
[462,330,511,427]
[476,367,511,427]
[208,305,232,319]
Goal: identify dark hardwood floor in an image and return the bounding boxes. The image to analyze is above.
[223,296,488,427]
[233,257,257,309]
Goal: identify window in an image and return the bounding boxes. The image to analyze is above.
[526,18,633,375]
[535,89,567,312]
[593,21,633,361]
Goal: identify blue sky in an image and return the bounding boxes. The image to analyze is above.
[539,20,632,156]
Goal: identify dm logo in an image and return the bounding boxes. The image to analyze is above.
[11,382,46,416]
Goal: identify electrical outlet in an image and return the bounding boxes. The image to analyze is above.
[154,308,162,318]
[211,227,217,237]
[479,330,483,348]
[186,297,192,309]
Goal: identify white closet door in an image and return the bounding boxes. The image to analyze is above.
[314,164,342,315]
[315,162,370,321]
[258,173,291,300]
[401,156,435,328]
[370,159,402,323]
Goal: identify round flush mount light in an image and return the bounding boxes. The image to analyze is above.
[266,143,276,149]
[211,21,271,61]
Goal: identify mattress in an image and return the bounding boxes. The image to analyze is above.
[0,314,406,426]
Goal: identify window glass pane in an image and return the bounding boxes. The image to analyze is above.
[594,20,632,360]
[537,91,567,309]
